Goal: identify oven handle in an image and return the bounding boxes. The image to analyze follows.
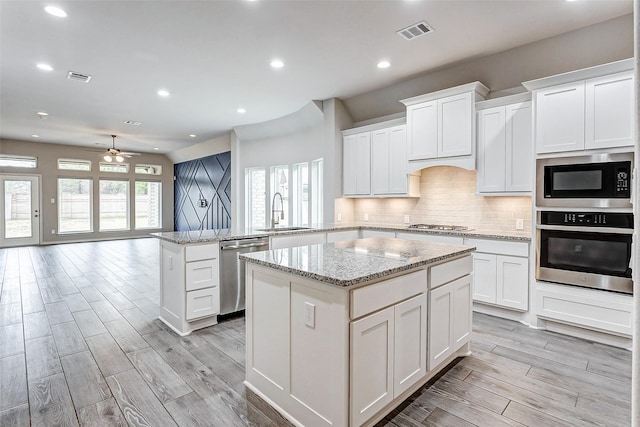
[536,224,633,235]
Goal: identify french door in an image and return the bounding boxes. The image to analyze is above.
[0,175,40,247]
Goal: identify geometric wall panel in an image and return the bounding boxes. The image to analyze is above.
[174,151,231,231]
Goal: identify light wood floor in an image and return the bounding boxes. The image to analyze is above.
[0,238,632,426]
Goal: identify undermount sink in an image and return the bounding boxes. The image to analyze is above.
[256,226,313,232]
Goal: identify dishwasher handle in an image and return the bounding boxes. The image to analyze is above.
[221,242,269,250]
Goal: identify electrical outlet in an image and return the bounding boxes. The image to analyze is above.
[404,215,410,224]
[51,229,56,234]
[364,213,369,221]
[304,302,315,328]
[515,219,524,230]
[337,213,342,221]
[50,198,55,204]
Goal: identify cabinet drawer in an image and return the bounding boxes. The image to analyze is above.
[326,229,359,243]
[396,232,463,245]
[186,287,219,320]
[186,259,219,291]
[429,256,472,289]
[351,270,426,319]
[463,238,528,257]
[185,243,219,262]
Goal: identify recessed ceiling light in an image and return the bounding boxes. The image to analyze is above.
[153,147,160,150]
[45,6,67,17]
[377,60,391,69]
[270,59,284,69]
[31,134,40,138]
[237,108,246,114]
[157,89,170,97]
[36,111,48,117]
[189,134,196,138]
[37,63,53,71]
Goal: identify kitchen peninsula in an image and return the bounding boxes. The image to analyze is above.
[241,237,476,427]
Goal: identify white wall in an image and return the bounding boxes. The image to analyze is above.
[166,134,230,164]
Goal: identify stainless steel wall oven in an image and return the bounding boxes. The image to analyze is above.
[536,211,633,294]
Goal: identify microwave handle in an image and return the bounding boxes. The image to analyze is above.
[631,167,636,206]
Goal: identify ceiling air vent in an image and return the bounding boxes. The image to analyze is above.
[124,120,142,126]
[66,71,92,83]
[397,20,433,41]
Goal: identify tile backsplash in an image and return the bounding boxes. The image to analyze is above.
[353,166,532,233]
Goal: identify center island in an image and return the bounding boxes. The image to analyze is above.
[240,237,476,427]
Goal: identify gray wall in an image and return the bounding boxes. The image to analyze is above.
[0,138,174,244]
[343,14,633,123]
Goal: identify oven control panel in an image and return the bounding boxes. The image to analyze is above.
[540,211,633,228]
[616,169,629,194]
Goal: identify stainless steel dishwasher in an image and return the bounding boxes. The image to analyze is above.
[219,237,270,315]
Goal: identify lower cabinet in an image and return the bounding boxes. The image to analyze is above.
[465,238,529,311]
[270,232,326,249]
[428,275,472,370]
[350,293,427,426]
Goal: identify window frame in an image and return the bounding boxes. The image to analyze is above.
[245,167,267,229]
[135,164,162,175]
[57,177,94,234]
[134,180,162,230]
[57,158,92,171]
[98,178,130,231]
[99,162,129,173]
[0,155,37,168]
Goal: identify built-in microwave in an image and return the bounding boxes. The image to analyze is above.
[536,153,633,208]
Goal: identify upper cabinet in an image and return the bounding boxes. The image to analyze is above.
[476,93,532,194]
[343,119,420,198]
[400,82,489,172]
[523,59,634,155]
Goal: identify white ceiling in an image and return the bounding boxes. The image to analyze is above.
[0,0,632,154]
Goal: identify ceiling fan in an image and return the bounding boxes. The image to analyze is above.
[102,135,141,162]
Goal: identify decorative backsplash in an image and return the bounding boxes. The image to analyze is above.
[174,151,231,231]
[353,166,532,233]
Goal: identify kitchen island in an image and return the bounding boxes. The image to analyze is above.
[241,237,476,427]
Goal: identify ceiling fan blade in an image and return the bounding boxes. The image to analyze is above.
[119,152,141,156]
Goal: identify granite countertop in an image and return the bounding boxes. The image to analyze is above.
[240,237,475,288]
[151,223,530,245]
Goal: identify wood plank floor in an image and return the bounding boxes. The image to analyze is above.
[0,238,632,426]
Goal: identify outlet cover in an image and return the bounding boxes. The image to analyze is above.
[337,213,342,221]
[364,213,369,221]
[304,302,315,328]
[515,219,524,230]
[404,215,410,224]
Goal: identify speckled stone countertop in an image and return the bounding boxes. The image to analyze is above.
[151,223,530,245]
[240,237,475,288]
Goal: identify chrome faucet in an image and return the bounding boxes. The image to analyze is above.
[271,192,284,228]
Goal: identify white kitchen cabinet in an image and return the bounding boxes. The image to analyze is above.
[401,82,489,171]
[395,231,464,245]
[393,294,427,398]
[343,119,418,198]
[523,60,634,154]
[326,229,359,243]
[585,71,634,150]
[428,275,472,370]
[159,241,220,335]
[465,238,529,312]
[476,95,532,194]
[270,231,326,249]
[361,230,396,239]
[350,306,394,426]
[343,132,371,196]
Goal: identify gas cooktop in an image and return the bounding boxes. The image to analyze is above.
[407,224,471,231]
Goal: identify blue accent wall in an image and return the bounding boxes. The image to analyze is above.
[174,151,231,231]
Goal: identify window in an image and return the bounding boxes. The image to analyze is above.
[0,155,37,168]
[271,165,289,227]
[311,158,323,224]
[58,178,92,233]
[58,159,91,171]
[135,164,162,175]
[245,168,266,229]
[99,162,129,173]
[135,181,161,229]
[292,163,309,226]
[99,180,129,231]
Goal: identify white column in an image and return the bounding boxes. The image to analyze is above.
[632,2,639,427]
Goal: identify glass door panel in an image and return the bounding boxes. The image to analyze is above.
[1,175,40,247]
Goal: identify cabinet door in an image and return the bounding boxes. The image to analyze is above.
[326,229,359,243]
[186,287,219,320]
[371,128,391,195]
[343,134,358,195]
[407,101,438,160]
[452,276,472,347]
[355,132,372,195]
[185,259,218,291]
[350,307,394,427]
[428,283,453,370]
[471,253,497,304]
[388,125,408,194]
[270,232,326,250]
[505,102,532,192]
[393,293,427,397]
[477,106,506,193]
[535,82,585,153]
[439,92,473,157]
[585,71,634,150]
[496,255,528,311]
